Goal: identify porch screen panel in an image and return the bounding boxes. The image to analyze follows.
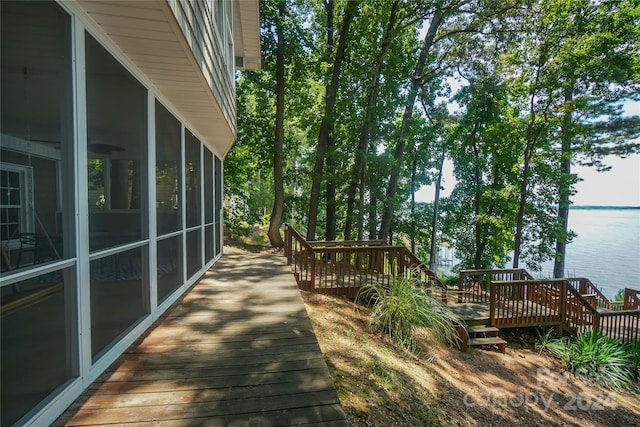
[85,32,149,360]
[214,156,222,256]
[0,2,77,425]
[155,101,181,236]
[185,130,201,228]
[157,235,183,303]
[204,148,213,224]
[186,229,202,279]
[90,246,148,359]
[205,224,214,263]
[204,148,213,263]
[85,33,148,252]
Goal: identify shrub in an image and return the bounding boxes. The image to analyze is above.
[627,340,640,378]
[439,274,459,287]
[535,328,556,354]
[537,329,634,390]
[355,275,463,352]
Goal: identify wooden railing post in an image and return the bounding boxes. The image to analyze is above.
[557,280,568,336]
[309,246,316,291]
[489,281,496,326]
[624,288,640,310]
[284,224,292,264]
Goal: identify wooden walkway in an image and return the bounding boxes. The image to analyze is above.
[55,253,347,426]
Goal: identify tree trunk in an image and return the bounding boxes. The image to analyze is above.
[469,125,485,269]
[267,0,286,248]
[343,177,357,240]
[512,146,532,269]
[324,1,337,241]
[306,0,358,240]
[429,144,445,271]
[325,135,337,240]
[553,89,573,277]
[344,1,401,241]
[368,186,377,240]
[378,13,443,240]
[410,156,417,253]
[513,90,550,268]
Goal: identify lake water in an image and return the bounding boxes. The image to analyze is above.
[435,208,640,299]
[537,208,640,299]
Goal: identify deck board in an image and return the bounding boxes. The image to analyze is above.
[55,253,347,426]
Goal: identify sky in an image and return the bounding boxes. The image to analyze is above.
[416,99,640,207]
[416,154,640,207]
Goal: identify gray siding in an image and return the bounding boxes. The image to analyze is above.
[167,0,236,134]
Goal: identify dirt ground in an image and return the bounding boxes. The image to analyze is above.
[301,291,640,427]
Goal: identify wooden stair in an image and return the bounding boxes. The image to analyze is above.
[458,324,507,354]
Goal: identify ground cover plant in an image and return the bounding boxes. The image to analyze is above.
[536,329,638,390]
[355,274,462,352]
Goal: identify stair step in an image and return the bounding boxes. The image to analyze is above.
[468,336,507,354]
[467,325,500,335]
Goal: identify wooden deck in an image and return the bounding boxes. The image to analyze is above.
[55,253,347,426]
[448,301,556,326]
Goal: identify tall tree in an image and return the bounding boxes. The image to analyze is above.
[505,0,640,269]
[267,0,287,247]
[378,0,520,241]
[378,11,443,241]
[550,0,640,276]
[306,0,359,240]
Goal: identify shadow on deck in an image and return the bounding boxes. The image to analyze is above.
[55,253,347,426]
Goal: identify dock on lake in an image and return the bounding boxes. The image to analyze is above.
[55,252,347,426]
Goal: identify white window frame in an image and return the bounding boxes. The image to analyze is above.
[0,162,35,250]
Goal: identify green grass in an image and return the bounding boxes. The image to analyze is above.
[355,274,463,353]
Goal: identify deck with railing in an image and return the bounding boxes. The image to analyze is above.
[284,224,446,300]
[284,224,639,344]
[450,269,638,343]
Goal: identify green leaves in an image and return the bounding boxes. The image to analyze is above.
[537,329,636,390]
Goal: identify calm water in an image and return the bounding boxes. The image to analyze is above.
[537,208,640,299]
[435,208,640,299]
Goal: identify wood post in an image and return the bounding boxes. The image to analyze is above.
[310,247,316,291]
[489,282,496,326]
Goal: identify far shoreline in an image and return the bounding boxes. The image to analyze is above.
[571,205,640,210]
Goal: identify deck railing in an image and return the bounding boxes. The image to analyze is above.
[565,277,623,311]
[624,288,640,310]
[457,269,535,303]
[283,224,446,299]
[489,279,639,343]
[595,310,640,343]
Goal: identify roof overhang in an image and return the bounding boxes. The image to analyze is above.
[233,1,261,71]
[75,0,238,157]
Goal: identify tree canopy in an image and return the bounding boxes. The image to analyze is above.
[227,0,640,273]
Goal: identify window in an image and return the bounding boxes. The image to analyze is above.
[0,163,33,245]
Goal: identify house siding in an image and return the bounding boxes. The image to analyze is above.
[167,0,236,135]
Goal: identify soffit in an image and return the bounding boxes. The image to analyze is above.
[75,0,234,158]
[233,0,261,70]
